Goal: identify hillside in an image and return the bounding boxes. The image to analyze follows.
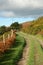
[21,16,43,35]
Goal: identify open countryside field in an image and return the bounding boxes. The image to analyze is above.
[0,31,43,65]
[0,17,43,65]
[0,0,43,64]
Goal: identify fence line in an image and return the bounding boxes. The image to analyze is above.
[0,29,16,52]
[3,34,5,46]
[8,34,10,39]
[0,29,14,45]
[11,29,13,37]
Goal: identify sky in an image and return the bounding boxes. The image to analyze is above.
[0,0,43,26]
[0,17,35,26]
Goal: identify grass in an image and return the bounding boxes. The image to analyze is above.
[17,32,43,65]
[27,36,35,65]
[36,34,43,40]
[35,40,43,65]
[27,35,43,65]
[0,34,26,65]
[0,31,43,65]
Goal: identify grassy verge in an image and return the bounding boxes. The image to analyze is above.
[0,34,26,65]
[27,36,35,65]
[36,34,43,40]
[34,39,43,65]
[27,35,43,65]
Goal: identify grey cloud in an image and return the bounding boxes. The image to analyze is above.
[12,8,43,17]
[0,0,43,17]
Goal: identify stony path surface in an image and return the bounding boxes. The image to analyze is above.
[17,32,29,65]
[17,38,29,65]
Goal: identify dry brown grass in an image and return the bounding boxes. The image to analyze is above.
[0,33,16,53]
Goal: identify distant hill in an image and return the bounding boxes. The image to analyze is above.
[21,16,43,35]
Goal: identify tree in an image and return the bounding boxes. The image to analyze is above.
[0,26,6,34]
[10,22,20,30]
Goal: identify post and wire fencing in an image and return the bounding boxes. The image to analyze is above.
[0,29,16,52]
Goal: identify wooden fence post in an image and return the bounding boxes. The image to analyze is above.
[3,34,5,46]
[11,29,13,37]
[8,34,10,39]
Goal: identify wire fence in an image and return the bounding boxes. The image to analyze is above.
[0,29,16,52]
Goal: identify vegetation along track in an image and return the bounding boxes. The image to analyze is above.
[0,34,26,65]
[17,32,43,65]
[17,37,29,65]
